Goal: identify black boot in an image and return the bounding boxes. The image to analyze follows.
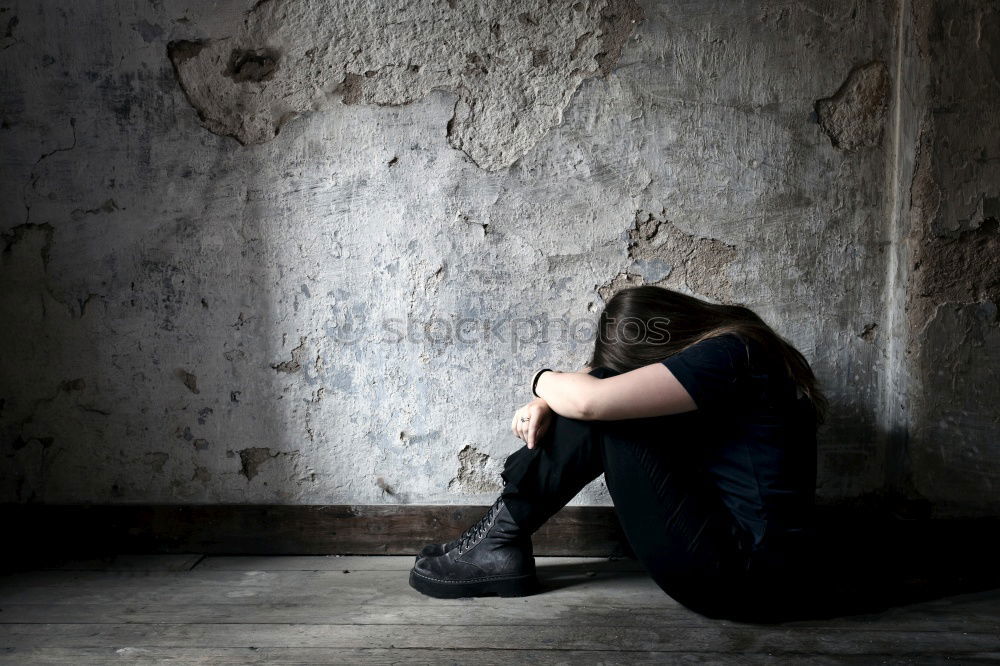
[415,497,504,560]
[409,498,538,598]
[416,406,609,561]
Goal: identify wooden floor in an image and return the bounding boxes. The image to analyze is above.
[1,555,998,664]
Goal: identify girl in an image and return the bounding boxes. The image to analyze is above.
[409,285,827,621]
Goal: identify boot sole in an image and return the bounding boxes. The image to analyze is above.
[409,568,539,599]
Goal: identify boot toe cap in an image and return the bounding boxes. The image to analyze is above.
[418,542,445,560]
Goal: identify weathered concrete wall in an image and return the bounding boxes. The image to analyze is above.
[0,0,994,514]
[902,0,1000,513]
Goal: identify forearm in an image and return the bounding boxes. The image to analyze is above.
[533,370,601,420]
[533,362,698,421]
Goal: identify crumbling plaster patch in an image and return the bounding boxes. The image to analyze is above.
[598,209,739,302]
[447,444,502,494]
[815,61,891,151]
[908,218,1000,335]
[234,446,298,481]
[271,335,308,373]
[168,0,642,171]
[0,7,18,51]
[906,110,999,337]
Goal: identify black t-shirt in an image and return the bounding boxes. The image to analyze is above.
[660,332,818,553]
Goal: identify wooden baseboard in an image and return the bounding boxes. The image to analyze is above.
[5,503,998,564]
[1,504,630,558]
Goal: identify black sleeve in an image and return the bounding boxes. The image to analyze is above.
[660,333,752,412]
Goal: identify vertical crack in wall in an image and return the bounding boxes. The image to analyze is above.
[20,118,77,226]
[166,0,643,171]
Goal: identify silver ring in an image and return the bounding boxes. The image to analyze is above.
[520,416,530,422]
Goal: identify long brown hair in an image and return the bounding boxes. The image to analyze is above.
[588,285,828,425]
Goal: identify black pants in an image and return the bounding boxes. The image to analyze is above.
[500,367,817,622]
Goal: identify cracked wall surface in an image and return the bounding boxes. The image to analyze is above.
[447,444,502,494]
[815,61,891,151]
[902,0,1000,512]
[0,0,995,515]
[167,0,642,171]
[597,209,740,301]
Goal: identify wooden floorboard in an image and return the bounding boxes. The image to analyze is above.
[34,554,204,572]
[7,648,998,665]
[4,622,1000,653]
[1,555,998,664]
[192,554,648,572]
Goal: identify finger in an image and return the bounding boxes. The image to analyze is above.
[527,419,539,448]
[526,407,542,447]
[518,416,531,448]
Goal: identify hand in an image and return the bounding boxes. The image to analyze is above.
[510,398,553,449]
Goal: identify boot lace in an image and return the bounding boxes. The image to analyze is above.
[457,496,504,554]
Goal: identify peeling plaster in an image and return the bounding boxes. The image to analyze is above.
[271,336,308,373]
[192,465,212,484]
[908,219,1000,334]
[447,444,502,494]
[175,368,200,394]
[859,323,879,342]
[0,8,18,50]
[144,451,169,473]
[167,0,642,170]
[236,446,284,481]
[70,198,119,222]
[815,61,891,151]
[599,210,739,302]
[907,104,1000,335]
[598,271,645,302]
[901,0,1000,512]
[2,223,54,268]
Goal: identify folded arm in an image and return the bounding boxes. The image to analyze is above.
[533,363,697,421]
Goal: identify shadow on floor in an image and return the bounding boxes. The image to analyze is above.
[535,558,648,593]
[537,512,1000,626]
[783,512,1000,623]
